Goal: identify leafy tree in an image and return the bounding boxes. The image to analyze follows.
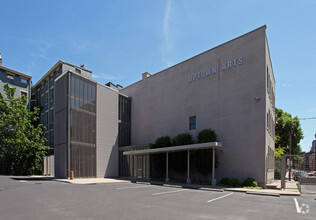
[275,108,303,155]
[197,129,217,143]
[0,83,49,175]
[152,136,172,148]
[151,136,172,178]
[194,129,218,176]
[172,133,193,146]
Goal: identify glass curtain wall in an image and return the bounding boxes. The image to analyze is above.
[70,74,96,178]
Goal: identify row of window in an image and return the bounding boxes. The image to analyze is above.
[40,87,54,106]
[41,108,54,125]
[267,67,275,110]
[266,146,274,170]
[6,73,28,84]
[267,110,275,138]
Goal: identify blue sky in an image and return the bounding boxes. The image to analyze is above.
[1,0,315,152]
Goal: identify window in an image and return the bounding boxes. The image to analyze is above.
[7,74,14,79]
[189,116,196,130]
[41,94,44,106]
[50,108,54,123]
[46,91,48,104]
[50,87,54,101]
[21,78,27,84]
[50,129,54,146]
[21,91,27,97]
[75,68,81,74]
[46,111,49,124]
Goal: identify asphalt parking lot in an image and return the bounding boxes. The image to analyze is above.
[0,176,315,220]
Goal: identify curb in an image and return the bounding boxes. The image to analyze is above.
[246,191,280,197]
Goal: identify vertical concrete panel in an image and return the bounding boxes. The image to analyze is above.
[96,84,119,177]
[54,73,69,178]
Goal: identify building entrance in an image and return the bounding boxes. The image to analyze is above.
[133,155,149,179]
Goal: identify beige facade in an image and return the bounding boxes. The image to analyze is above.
[121,26,275,186]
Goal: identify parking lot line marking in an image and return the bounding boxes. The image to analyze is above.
[152,189,188,196]
[293,198,301,213]
[116,185,152,190]
[207,192,234,203]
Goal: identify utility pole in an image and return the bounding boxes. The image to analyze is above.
[289,121,292,181]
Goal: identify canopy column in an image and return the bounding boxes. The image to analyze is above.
[166,152,170,182]
[186,150,191,184]
[211,147,216,186]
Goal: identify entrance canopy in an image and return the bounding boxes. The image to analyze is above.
[123,142,222,156]
[123,142,223,186]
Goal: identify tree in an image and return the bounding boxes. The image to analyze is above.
[194,129,218,176]
[0,83,49,175]
[275,108,303,155]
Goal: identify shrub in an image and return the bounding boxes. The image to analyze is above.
[243,177,258,187]
[218,177,230,186]
[274,167,281,180]
[229,178,242,187]
[153,136,172,148]
[198,129,217,143]
[172,133,193,146]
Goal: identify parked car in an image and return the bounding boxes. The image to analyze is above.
[308,171,316,176]
[293,171,308,181]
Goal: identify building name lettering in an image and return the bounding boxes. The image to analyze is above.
[188,56,243,82]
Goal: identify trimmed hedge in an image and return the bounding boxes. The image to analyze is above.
[243,177,258,187]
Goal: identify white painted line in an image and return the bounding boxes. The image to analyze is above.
[294,198,301,213]
[116,185,152,190]
[152,189,188,196]
[18,180,27,183]
[207,192,234,203]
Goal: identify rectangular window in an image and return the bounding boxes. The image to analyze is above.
[50,108,54,123]
[50,129,54,146]
[21,91,27,97]
[41,94,44,106]
[50,87,54,101]
[75,68,81,74]
[41,113,44,123]
[7,74,14,79]
[46,111,49,125]
[189,116,196,130]
[46,91,48,104]
[21,78,27,84]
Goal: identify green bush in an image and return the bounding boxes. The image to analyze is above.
[172,133,193,146]
[218,177,230,186]
[243,177,258,187]
[274,167,281,180]
[229,178,242,187]
[153,136,172,148]
[198,129,217,143]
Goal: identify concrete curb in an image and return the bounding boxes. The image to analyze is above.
[246,191,280,197]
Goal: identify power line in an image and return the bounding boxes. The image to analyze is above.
[299,117,316,120]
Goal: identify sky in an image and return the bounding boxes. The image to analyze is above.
[1,0,315,152]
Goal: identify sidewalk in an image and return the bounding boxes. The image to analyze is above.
[54,178,130,185]
[30,176,300,196]
[129,179,300,197]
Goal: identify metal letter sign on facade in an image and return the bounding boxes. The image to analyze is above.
[188,56,243,82]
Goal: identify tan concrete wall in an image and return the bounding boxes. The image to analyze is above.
[121,26,273,185]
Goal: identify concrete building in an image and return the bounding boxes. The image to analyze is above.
[119,25,275,186]
[54,70,129,178]
[0,53,32,107]
[53,26,275,186]
[31,61,92,153]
